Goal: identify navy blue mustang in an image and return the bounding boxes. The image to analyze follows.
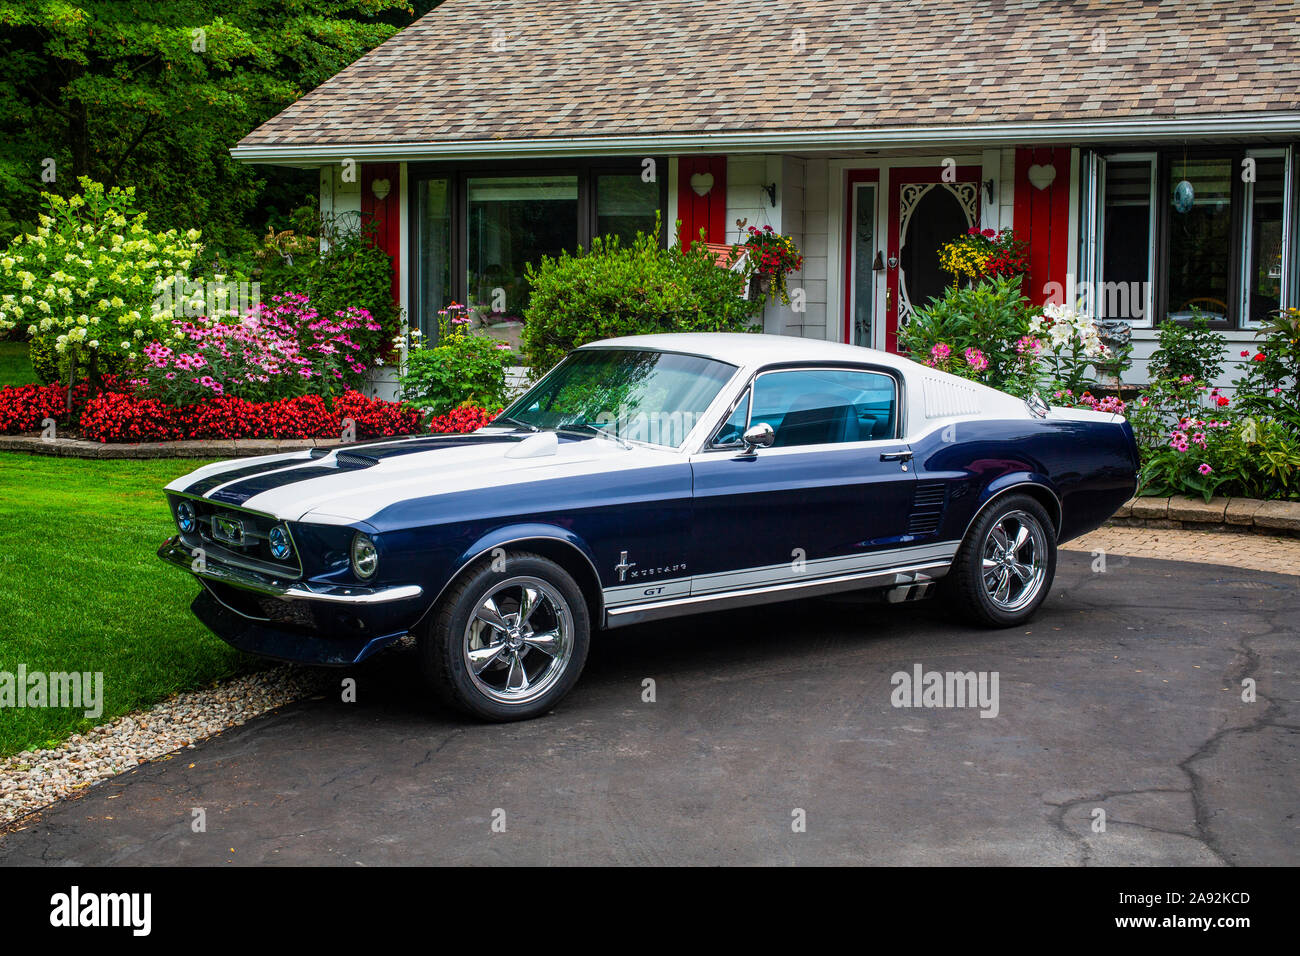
[159,333,1138,720]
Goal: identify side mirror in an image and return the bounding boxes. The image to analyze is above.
[741,422,775,454]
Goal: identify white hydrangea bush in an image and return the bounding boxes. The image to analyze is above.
[0,178,204,379]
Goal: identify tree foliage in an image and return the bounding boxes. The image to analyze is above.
[0,0,427,252]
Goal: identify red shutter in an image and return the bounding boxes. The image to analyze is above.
[1012,148,1072,306]
[360,163,401,305]
[677,155,728,246]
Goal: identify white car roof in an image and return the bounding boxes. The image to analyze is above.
[580,332,917,373]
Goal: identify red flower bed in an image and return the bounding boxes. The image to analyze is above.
[77,390,426,443]
[0,379,497,443]
[0,382,73,434]
[427,405,502,433]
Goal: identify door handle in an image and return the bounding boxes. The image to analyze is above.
[880,451,913,462]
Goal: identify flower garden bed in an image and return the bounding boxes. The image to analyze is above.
[0,377,501,456]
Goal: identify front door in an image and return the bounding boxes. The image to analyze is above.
[885,166,982,352]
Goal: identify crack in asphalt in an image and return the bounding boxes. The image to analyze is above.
[1043,606,1292,867]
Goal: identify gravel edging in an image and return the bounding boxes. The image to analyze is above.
[0,665,331,829]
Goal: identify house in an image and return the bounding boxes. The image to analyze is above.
[233,0,1300,388]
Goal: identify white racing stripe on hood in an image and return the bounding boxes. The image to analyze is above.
[242,438,683,523]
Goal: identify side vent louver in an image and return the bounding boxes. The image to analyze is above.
[907,481,947,536]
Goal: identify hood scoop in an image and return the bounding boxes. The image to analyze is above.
[505,432,559,459]
[308,446,379,469]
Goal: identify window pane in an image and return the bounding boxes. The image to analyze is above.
[1247,156,1285,324]
[751,369,896,447]
[851,184,876,347]
[504,349,736,448]
[467,175,578,324]
[596,173,660,244]
[1101,161,1151,322]
[1166,157,1234,322]
[418,178,452,340]
[712,390,750,446]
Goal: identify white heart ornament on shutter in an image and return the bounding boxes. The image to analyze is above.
[1027,164,1056,191]
[690,172,715,197]
[371,178,391,201]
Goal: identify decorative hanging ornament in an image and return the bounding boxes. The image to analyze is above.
[1173,179,1195,214]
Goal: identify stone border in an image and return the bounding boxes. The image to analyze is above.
[0,434,346,459]
[1110,496,1300,537]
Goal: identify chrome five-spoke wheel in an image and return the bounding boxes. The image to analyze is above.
[980,509,1049,613]
[463,576,575,705]
[949,493,1057,627]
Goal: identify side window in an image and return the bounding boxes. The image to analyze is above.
[711,389,751,447]
[750,369,896,448]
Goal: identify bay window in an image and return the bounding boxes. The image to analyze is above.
[1081,145,1297,329]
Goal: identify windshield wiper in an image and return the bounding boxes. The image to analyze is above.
[557,423,631,449]
[494,415,539,433]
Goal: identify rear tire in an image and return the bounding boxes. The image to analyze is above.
[947,493,1056,627]
[419,551,591,721]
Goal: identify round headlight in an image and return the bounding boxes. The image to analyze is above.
[268,525,292,561]
[176,500,196,534]
[350,533,379,580]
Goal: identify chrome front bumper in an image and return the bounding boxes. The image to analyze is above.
[156,536,422,605]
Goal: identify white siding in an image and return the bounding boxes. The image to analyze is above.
[725,154,831,339]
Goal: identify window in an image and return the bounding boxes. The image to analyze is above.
[412,161,667,341]
[1084,146,1297,329]
[1244,155,1287,324]
[741,368,897,448]
[1165,155,1235,323]
[502,348,736,448]
[595,172,660,245]
[416,178,452,331]
[712,389,751,446]
[1099,158,1154,323]
[467,175,578,323]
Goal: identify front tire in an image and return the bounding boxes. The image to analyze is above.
[948,493,1056,627]
[419,552,591,721]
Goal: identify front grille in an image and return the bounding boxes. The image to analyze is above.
[906,481,947,536]
[170,496,301,576]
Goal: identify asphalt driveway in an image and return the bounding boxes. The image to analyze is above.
[2,551,1296,866]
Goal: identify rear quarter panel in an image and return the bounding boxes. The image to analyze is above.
[910,417,1138,545]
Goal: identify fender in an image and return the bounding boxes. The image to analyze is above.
[420,522,605,624]
[962,474,1064,544]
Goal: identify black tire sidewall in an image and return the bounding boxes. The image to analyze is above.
[420,553,591,721]
[953,493,1057,627]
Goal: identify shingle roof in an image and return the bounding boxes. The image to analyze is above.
[238,0,1300,149]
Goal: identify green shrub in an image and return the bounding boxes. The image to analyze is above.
[254,210,400,347]
[522,221,762,372]
[399,304,511,415]
[896,275,1034,392]
[1148,313,1225,382]
[1231,307,1300,432]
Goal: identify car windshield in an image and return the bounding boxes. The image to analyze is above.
[499,348,738,448]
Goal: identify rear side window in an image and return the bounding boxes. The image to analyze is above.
[749,369,896,447]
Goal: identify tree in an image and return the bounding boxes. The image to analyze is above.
[0,0,427,253]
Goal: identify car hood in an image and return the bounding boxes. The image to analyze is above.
[165,430,680,524]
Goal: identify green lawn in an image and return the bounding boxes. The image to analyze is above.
[0,340,37,387]
[0,454,250,756]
